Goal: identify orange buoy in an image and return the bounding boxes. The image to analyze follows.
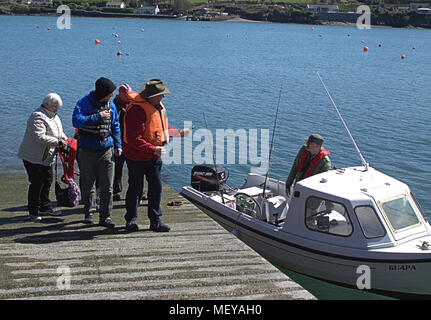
[94,39,100,45]
[401,54,406,59]
[117,50,122,56]
[363,46,369,52]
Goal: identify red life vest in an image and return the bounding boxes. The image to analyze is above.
[123,92,169,147]
[297,146,330,179]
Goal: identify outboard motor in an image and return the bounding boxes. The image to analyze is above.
[191,164,226,192]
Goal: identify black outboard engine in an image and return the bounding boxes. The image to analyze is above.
[191,164,226,192]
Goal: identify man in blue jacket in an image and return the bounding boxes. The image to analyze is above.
[72,77,122,228]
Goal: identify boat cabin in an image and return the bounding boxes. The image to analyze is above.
[276,166,429,249]
[229,166,430,250]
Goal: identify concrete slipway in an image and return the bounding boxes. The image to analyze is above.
[0,174,314,300]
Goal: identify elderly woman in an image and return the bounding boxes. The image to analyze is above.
[18,93,68,222]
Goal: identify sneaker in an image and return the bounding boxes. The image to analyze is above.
[39,207,62,216]
[113,193,121,201]
[126,218,139,232]
[29,214,42,222]
[99,217,115,228]
[149,221,171,233]
[83,213,94,224]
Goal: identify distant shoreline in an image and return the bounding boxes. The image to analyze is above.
[1,11,430,30]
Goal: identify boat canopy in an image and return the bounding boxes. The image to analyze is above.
[284,166,430,249]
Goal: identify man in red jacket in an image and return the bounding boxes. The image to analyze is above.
[123,79,190,232]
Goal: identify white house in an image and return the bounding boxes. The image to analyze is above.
[22,0,54,4]
[134,5,160,15]
[417,7,431,14]
[106,2,126,8]
[409,3,430,11]
[305,4,339,13]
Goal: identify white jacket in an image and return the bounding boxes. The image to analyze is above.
[18,106,67,166]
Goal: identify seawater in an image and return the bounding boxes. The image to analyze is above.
[1,15,430,215]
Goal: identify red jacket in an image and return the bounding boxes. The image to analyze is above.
[123,101,180,162]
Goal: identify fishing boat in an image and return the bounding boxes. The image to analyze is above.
[180,74,431,299]
[181,164,431,299]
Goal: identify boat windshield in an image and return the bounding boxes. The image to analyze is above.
[378,194,421,232]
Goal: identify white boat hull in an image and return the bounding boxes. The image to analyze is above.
[185,191,431,299]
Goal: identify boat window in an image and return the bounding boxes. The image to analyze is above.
[378,194,421,233]
[305,197,352,236]
[410,192,428,223]
[355,206,386,239]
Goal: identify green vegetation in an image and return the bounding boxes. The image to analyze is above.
[0,0,431,28]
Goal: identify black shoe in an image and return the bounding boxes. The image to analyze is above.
[149,221,171,233]
[84,213,94,224]
[126,222,139,232]
[39,207,62,216]
[99,217,115,228]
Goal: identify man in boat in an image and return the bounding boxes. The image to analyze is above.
[285,133,331,197]
[122,79,191,232]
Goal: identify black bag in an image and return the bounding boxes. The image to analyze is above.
[55,150,80,207]
[55,181,75,207]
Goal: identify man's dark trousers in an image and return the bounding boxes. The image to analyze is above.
[125,158,162,224]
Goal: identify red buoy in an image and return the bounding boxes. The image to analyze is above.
[117,40,121,45]
[94,39,100,45]
[117,50,122,56]
[363,46,369,52]
[401,54,406,59]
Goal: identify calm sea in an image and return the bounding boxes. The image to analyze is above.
[1,15,430,214]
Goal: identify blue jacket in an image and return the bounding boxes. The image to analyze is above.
[72,92,122,151]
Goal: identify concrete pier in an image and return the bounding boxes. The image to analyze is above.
[0,174,315,300]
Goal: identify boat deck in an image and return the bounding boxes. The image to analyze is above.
[0,174,315,300]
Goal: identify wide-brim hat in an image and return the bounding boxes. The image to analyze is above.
[139,79,170,98]
[305,133,324,146]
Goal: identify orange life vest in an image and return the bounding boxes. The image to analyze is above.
[123,92,169,146]
[297,146,330,179]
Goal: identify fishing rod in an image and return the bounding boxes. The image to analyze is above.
[203,112,225,204]
[262,85,283,197]
[316,72,369,171]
